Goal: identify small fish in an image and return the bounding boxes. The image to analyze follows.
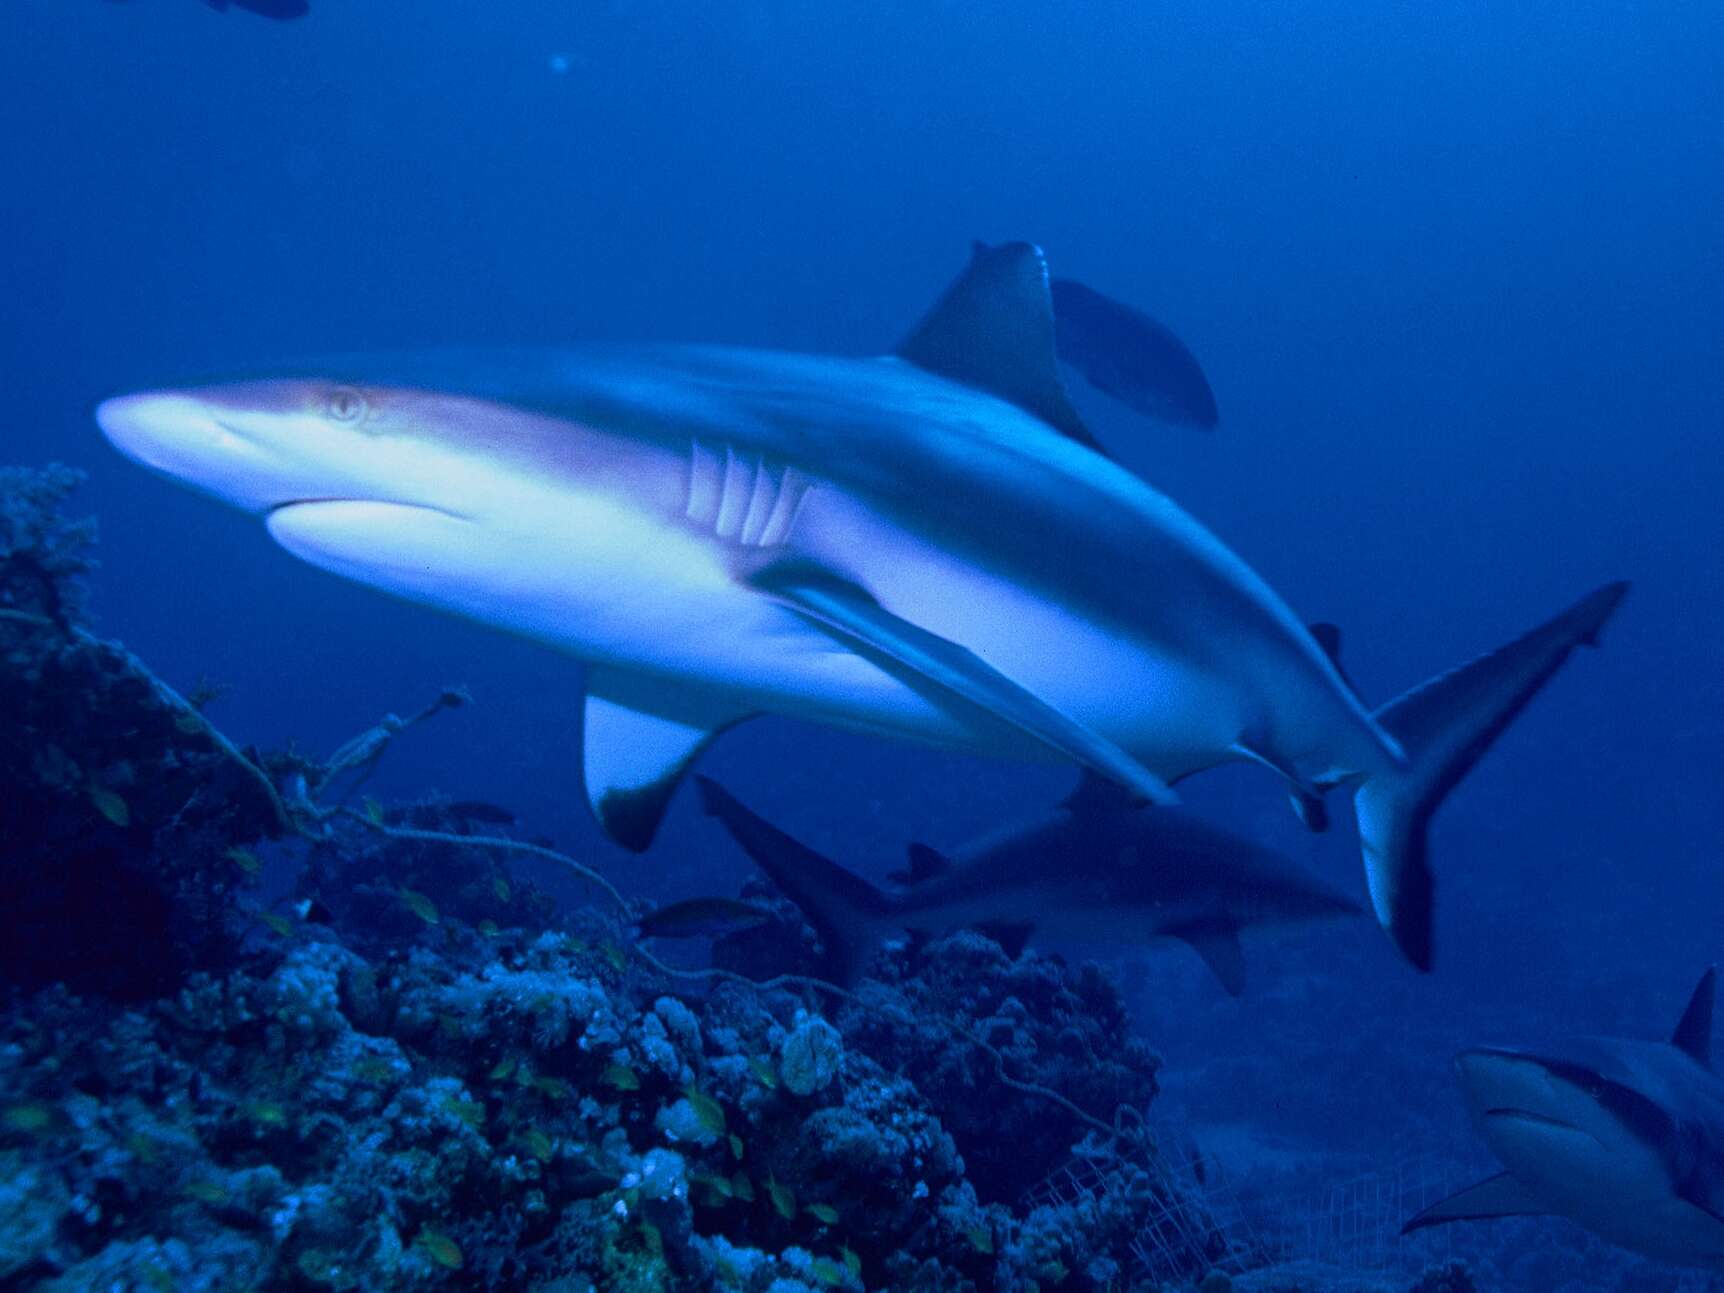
[964,1223,994,1254]
[633,897,776,941]
[747,1056,779,1090]
[487,1058,516,1082]
[601,1063,640,1092]
[520,1128,554,1161]
[532,1076,571,1100]
[449,800,517,826]
[226,846,261,875]
[691,1171,734,1200]
[841,1246,862,1278]
[415,1226,463,1270]
[682,1087,726,1136]
[1,1102,59,1135]
[441,1096,485,1130]
[477,919,500,938]
[491,876,512,902]
[806,1202,839,1224]
[767,1175,796,1220]
[258,912,296,939]
[246,1101,287,1127]
[728,1132,744,1160]
[730,1172,755,1202]
[811,1258,847,1287]
[183,1180,228,1205]
[89,786,130,827]
[400,889,439,926]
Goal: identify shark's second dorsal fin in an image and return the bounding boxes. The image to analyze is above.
[898,242,1107,457]
[1673,966,1717,1067]
[905,843,949,884]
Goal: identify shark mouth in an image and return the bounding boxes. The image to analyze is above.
[267,499,467,522]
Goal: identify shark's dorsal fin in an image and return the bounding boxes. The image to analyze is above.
[582,669,752,852]
[1063,769,1146,816]
[1673,966,1717,1067]
[1402,1172,1547,1233]
[898,242,1106,457]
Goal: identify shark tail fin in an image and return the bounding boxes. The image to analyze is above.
[693,777,899,987]
[1353,581,1629,970]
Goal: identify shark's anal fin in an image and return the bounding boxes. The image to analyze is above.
[1171,923,1246,996]
[898,242,1106,457]
[582,669,752,852]
[1673,966,1717,1067]
[976,921,1034,960]
[1402,1172,1548,1234]
[747,562,1178,807]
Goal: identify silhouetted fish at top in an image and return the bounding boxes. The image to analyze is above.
[105,0,310,20]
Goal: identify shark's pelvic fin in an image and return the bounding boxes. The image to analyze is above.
[897,242,1106,457]
[1355,581,1630,970]
[582,669,752,852]
[748,562,1178,806]
[1402,1172,1548,1233]
[1172,923,1246,996]
[1673,966,1717,1068]
[1048,277,1220,430]
[694,776,898,986]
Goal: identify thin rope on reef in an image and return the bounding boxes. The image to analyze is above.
[339,806,1152,1153]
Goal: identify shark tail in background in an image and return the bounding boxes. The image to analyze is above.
[694,776,900,986]
[1351,581,1630,970]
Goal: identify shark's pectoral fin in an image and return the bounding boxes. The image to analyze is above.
[1171,923,1246,996]
[975,920,1035,959]
[1402,1172,1548,1234]
[582,669,753,852]
[747,562,1177,806]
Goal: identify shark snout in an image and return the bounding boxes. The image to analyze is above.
[98,389,296,513]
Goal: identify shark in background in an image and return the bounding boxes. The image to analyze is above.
[687,773,1363,994]
[1407,969,1724,1269]
[95,241,1624,966]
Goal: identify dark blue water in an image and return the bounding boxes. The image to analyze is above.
[5,0,1723,1205]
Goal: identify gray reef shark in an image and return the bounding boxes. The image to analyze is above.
[95,240,1623,966]
[692,772,1362,994]
[1407,969,1724,1268]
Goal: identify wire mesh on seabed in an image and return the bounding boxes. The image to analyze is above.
[1270,1151,1473,1275]
[1019,1137,1263,1284]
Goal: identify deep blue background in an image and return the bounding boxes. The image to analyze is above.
[4,0,1721,1168]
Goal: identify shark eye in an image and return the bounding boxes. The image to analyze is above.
[325,387,369,424]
